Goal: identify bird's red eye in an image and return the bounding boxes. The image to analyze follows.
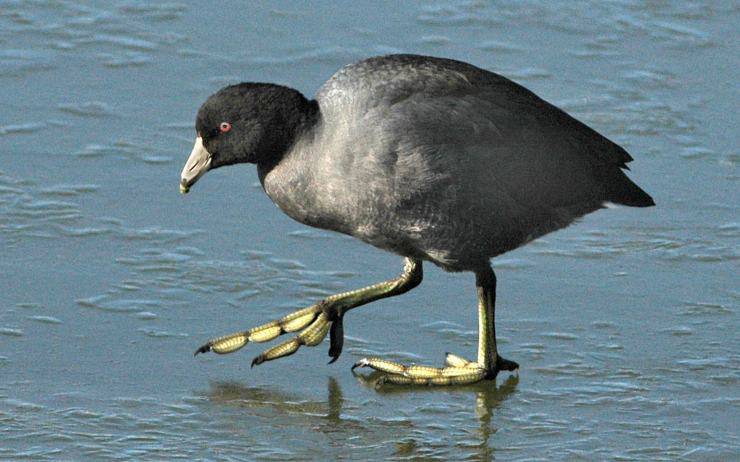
[219,122,231,133]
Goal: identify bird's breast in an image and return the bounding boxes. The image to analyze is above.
[260,148,350,234]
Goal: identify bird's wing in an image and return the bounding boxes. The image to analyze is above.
[318,55,648,212]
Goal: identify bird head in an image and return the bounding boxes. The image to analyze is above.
[180,83,316,193]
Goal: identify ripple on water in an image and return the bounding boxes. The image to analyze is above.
[531,228,738,263]
[27,316,63,325]
[75,245,359,352]
[715,222,739,238]
[0,49,55,77]
[39,184,100,197]
[58,101,114,117]
[135,311,158,321]
[491,257,534,270]
[660,326,693,336]
[417,3,500,27]
[137,328,188,339]
[245,46,368,69]
[0,171,191,245]
[679,301,733,316]
[117,3,188,22]
[73,140,172,164]
[0,328,24,337]
[83,34,158,52]
[286,229,336,240]
[418,0,718,57]
[422,320,476,344]
[0,1,188,73]
[477,40,526,53]
[501,66,553,81]
[416,35,452,46]
[677,356,734,371]
[0,122,47,136]
[77,295,165,314]
[534,358,602,378]
[541,332,579,341]
[97,50,153,68]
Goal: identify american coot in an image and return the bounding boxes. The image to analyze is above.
[181,54,654,386]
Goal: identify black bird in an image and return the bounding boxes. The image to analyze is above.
[181,54,654,386]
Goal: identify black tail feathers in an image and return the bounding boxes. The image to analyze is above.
[607,173,655,207]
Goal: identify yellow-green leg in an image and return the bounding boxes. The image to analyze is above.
[194,257,423,365]
[352,265,518,386]
[475,267,519,379]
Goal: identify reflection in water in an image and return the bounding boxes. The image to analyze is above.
[206,377,344,420]
[326,376,343,423]
[204,376,409,457]
[207,375,518,459]
[356,371,519,459]
[474,376,519,460]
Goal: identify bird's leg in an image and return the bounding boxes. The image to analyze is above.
[475,266,520,378]
[195,257,423,365]
[352,265,518,386]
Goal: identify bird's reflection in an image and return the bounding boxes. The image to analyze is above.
[206,376,344,422]
[473,375,519,460]
[325,375,343,423]
[206,373,517,459]
[354,370,519,459]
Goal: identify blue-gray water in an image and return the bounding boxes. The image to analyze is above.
[1,1,738,460]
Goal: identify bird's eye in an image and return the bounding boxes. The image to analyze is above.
[219,122,232,133]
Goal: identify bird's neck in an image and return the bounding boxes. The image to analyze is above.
[256,98,320,182]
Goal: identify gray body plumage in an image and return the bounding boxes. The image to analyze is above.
[258,55,652,272]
